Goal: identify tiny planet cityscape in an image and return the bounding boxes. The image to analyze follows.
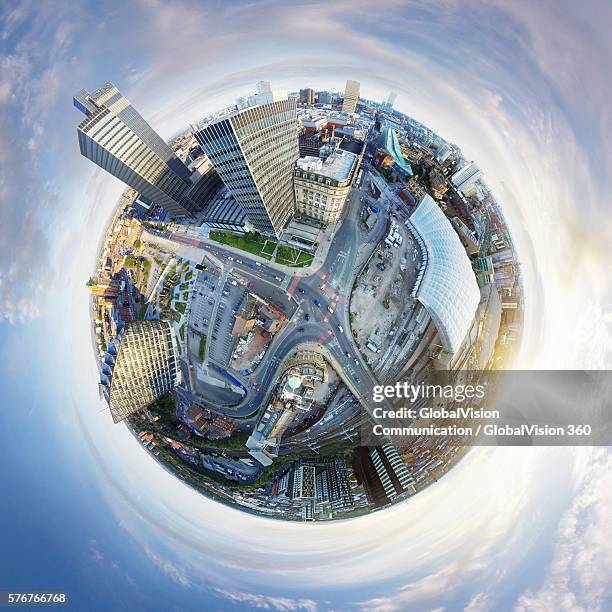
[79,79,523,521]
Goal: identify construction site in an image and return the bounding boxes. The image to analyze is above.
[349,218,421,368]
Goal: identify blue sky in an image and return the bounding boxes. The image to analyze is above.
[1,0,611,610]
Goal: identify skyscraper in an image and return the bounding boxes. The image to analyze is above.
[195,99,299,237]
[353,444,415,507]
[451,162,483,195]
[299,88,315,105]
[256,80,272,95]
[99,320,181,423]
[74,82,212,218]
[385,91,397,110]
[342,79,360,114]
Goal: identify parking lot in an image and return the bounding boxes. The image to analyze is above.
[207,276,247,366]
[188,262,222,345]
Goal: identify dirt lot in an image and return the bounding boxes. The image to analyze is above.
[350,222,420,363]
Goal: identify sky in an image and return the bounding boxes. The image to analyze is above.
[1,0,611,610]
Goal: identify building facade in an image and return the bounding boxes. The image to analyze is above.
[451,162,483,195]
[299,88,315,105]
[100,320,181,423]
[342,79,360,114]
[74,82,207,218]
[294,148,358,224]
[195,99,300,237]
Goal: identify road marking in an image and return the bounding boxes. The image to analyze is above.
[286,275,300,296]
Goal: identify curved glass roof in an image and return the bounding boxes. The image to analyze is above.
[408,195,480,353]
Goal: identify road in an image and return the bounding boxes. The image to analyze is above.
[150,180,393,421]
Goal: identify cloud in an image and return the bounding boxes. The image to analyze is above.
[212,588,318,612]
[143,544,191,588]
[88,538,104,562]
[514,448,612,612]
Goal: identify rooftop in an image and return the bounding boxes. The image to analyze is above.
[296,149,357,182]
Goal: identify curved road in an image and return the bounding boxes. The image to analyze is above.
[156,185,391,420]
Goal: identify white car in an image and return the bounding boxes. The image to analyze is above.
[227,256,234,261]
[275,276,282,281]
[338,325,344,334]
[327,306,334,314]
[255,262,262,267]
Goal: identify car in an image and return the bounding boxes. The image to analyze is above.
[313,300,321,307]
[354,359,359,365]
[376,263,385,272]
[345,351,351,358]
[304,313,310,321]
[298,327,304,332]
[327,306,334,314]
[227,256,234,261]
[274,276,282,281]
[338,325,343,333]
[255,262,262,267]
[298,288,305,294]
[236,259,243,264]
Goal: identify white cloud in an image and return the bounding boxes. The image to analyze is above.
[212,588,318,612]
[515,448,612,612]
[143,545,191,588]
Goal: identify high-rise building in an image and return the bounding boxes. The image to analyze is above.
[195,99,299,237]
[342,79,360,114]
[384,91,397,111]
[353,444,415,507]
[299,88,315,105]
[256,80,272,95]
[435,142,452,164]
[292,463,316,499]
[317,91,332,105]
[99,320,181,423]
[86,277,121,300]
[451,162,483,195]
[74,83,212,218]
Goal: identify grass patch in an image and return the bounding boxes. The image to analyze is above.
[175,302,187,315]
[179,282,189,291]
[198,335,207,361]
[275,245,299,262]
[261,240,277,256]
